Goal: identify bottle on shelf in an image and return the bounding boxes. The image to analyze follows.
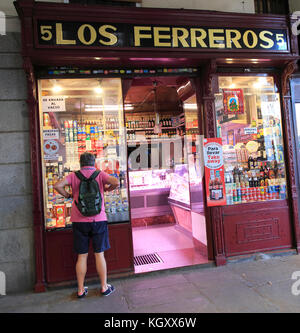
[248,156,253,170]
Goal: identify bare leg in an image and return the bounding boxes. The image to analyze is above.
[94,252,108,292]
[76,253,88,295]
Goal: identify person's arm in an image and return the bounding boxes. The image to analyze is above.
[104,175,119,192]
[54,178,72,199]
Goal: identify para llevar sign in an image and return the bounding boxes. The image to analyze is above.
[37,20,288,52]
[203,138,227,207]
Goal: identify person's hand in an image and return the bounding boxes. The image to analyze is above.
[104,184,111,192]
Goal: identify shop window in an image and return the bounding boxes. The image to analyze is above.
[254,0,289,14]
[38,78,129,230]
[215,76,287,205]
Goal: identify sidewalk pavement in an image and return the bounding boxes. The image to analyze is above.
[1,251,300,313]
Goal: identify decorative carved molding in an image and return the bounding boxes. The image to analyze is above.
[201,61,226,265]
[281,60,298,96]
[201,60,217,97]
[211,206,226,265]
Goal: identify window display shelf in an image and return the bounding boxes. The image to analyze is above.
[39,77,129,230]
[215,76,288,206]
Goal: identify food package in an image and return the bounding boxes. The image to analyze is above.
[54,204,65,228]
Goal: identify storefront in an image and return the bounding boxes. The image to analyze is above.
[15,0,300,292]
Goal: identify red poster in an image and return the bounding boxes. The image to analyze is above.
[203,138,226,207]
[223,88,244,114]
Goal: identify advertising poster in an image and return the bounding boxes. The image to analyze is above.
[203,138,226,207]
[222,88,244,115]
[43,139,60,160]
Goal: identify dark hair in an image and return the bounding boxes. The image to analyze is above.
[80,152,95,168]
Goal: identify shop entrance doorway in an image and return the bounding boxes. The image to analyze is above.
[123,76,209,273]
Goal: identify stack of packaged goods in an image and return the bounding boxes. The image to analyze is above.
[45,161,72,230]
[77,120,104,160]
[225,158,286,205]
[45,113,127,228]
[104,171,128,216]
[64,120,79,169]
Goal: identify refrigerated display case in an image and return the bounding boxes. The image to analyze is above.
[128,169,173,219]
[129,169,172,190]
[168,164,190,206]
[39,77,130,230]
[168,95,207,251]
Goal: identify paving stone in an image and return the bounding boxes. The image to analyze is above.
[0,254,300,313]
[131,295,218,313]
[120,272,187,292]
[254,279,300,313]
[227,256,300,287]
[183,267,280,312]
[123,280,203,311]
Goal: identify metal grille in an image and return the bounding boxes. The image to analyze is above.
[134,253,163,266]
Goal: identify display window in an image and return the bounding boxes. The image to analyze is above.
[38,77,129,230]
[215,76,287,205]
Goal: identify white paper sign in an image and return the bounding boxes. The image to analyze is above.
[203,140,223,170]
[244,127,257,135]
[43,129,59,140]
[44,154,59,161]
[42,96,66,112]
[261,101,281,117]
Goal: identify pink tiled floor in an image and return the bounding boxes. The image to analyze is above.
[132,224,209,273]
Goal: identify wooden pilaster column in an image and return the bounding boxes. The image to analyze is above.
[201,61,227,266]
[280,60,300,253]
[23,56,46,292]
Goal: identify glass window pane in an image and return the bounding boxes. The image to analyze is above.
[295,103,300,150]
[38,78,129,229]
[215,76,287,205]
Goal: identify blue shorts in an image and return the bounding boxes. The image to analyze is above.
[72,221,110,254]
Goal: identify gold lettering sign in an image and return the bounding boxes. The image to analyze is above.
[37,21,288,52]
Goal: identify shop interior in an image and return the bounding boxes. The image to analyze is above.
[124,76,209,273]
[38,75,209,275]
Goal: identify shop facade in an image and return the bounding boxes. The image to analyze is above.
[15,0,300,292]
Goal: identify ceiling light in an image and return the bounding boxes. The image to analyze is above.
[184,103,198,110]
[94,87,103,94]
[52,85,62,92]
[253,82,262,89]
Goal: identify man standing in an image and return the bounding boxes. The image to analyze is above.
[54,152,119,298]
